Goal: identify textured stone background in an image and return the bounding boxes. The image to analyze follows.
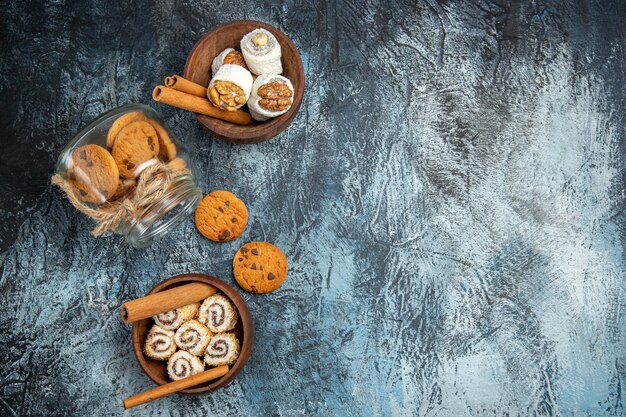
[1,0,625,416]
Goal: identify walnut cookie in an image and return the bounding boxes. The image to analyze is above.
[233,242,288,294]
[208,80,247,112]
[258,82,293,111]
[111,121,160,178]
[223,50,247,69]
[194,190,248,242]
[68,144,119,204]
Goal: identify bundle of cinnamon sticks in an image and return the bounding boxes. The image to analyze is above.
[152,75,252,126]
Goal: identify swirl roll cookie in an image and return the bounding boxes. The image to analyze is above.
[204,333,240,367]
[240,29,282,75]
[167,350,204,381]
[248,74,294,121]
[207,64,253,112]
[174,319,213,356]
[198,294,238,333]
[153,302,200,331]
[211,48,248,75]
[143,325,177,361]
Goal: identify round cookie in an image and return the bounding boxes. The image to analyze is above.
[106,111,148,149]
[233,242,288,294]
[68,144,119,204]
[167,157,187,171]
[109,178,136,201]
[111,121,160,178]
[194,190,248,242]
[146,119,177,161]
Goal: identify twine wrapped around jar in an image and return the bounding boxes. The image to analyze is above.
[51,162,192,237]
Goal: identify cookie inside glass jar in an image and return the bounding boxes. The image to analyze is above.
[54,104,202,247]
[66,111,181,204]
[111,121,160,179]
[67,144,119,204]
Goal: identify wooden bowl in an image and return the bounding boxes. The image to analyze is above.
[131,273,253,394]
[184,20,305,144]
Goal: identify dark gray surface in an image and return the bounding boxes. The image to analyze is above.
[1,1,625,416]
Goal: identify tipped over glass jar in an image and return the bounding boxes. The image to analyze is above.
[53,104,202,248]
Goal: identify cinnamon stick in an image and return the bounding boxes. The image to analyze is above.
[164,75,207,98]
[152,86,252,126]
[123,366,229,409]
[121,282,216,324]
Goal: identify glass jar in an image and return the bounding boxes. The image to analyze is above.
[55,104,202,248]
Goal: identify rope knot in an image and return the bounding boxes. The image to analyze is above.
[52,161,192,237]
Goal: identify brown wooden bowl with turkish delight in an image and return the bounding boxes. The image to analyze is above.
[184,20,305,144]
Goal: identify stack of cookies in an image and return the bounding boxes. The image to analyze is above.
[194,190,289,294]
[66,111,184,205]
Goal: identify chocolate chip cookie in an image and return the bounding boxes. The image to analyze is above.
[68,144,119,204]
[146,119,177,161]
[233,242,288,293]
[106,111,149,149]
[111,121,160,178]
[194,190,248,242]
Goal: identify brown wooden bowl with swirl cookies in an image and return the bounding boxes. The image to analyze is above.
[131,273,253,394]
[184,20,305,144]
